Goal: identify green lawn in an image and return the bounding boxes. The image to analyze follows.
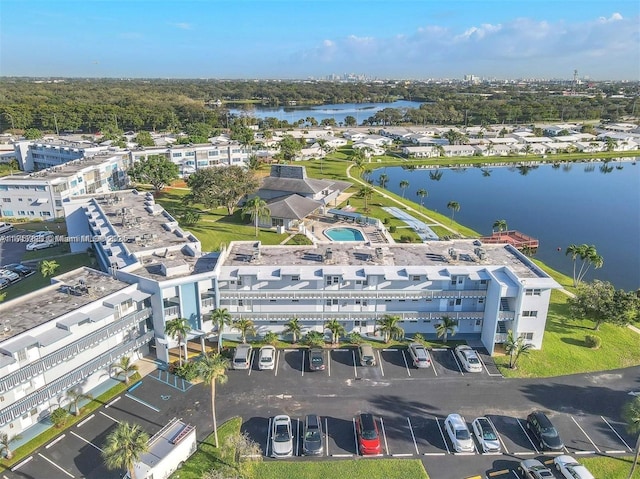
[496,290,640,378]
[581,455,640,479]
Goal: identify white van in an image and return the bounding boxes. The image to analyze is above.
[0,222,13,234]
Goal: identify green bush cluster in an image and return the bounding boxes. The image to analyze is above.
[388,226,397,233]
[174,361,200,381]
[585,335,602,349]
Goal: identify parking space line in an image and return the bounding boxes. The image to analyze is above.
[605,450,627,454]
[70,430,103,452]
[601,415,633,451]
[77,414,94,428]
[401,350,412,376]
[517,418,539,453]
[352,351,357,378]
[38,453,75,478]
[487,417,509,454]
[430,353,438,376]
[378,350,385,377]
[407,417,419,455]
[265,417,272,457]
[46,434,66,448]
[10,455,33,471]
[423,452,446,456]
[451,349,464,375]
[435,417,450,454]
[105,396,121,408]
[301,350,305,377]
[274,350,280,377]
[99,411,121,423]
[327,351,331,376]
[477,354,491,375]
[248,350,255,376]
[325,417,329,456]
[571,415,600,453]
[379,416,389,455]
[295,418,300,456]
[125,393,160,412]
[353,418,359,456]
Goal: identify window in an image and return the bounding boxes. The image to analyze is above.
[185,151,195,157]
[270,299,276,302]
[450,276,457,285]
[354,320,367,327]
[2,198,10,203]
[172,152,183,158]
[480,280,488,285]
[478,298,484,304]
[525,289,542,296]
[412,275,421,281]
[291,275,299,281]
[238,299,244,307]
[292,299,299,303]
[355,279,368,286]
[448,300,454,306]
[237,277,243,286]
[519,332,534,340]
[475,320,482,326]
[522,310,538,318]
[455,298,462,306]
[17,349,27,362]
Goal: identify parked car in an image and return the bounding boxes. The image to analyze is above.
[271,415,293,457]
[444,414,474,452]
[471,417,501,453]
[2,264,35,277]
[0,222,13,234]
[258,345,276,370]
[0,278,10,289]
[358,344,376,366]
[355,413,382,455]
[454,345,483,373]
[553,455,595,479]
[26,240,56,251]
[232,344,253,370]
[302,414,323,456]
[0,269,20,283]
[308,348,325,371]
[526,411,565,451]
[518,459,554,479]
[407,342,431,368]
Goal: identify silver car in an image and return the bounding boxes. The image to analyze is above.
[444,414,474,453]
[271,415,293,457]
[232,344,252,370]
[258,345,276,370]
[407,343,431,368]
[471,417,501,453]
[519,459,554,479]
[454,345,483,373]
[554,455,595,479]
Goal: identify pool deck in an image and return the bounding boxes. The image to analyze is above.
[304,214,392,244]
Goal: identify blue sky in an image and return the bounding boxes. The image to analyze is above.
[1,0,639,80]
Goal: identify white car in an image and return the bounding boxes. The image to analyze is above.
[26,240,56,251]
[471,417,501,453]
[554,455,595,479]
[271,415,293,457]
[444,414,474,452]
[232,344,252,370]
[258,345,276,370]
[407,343,431,368]
[0,269,20,283]
[454,345,483,373]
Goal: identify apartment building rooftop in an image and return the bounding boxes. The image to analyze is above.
[221,240,551,280]
[0,267,130,342]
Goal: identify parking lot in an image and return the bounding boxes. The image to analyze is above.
[6,373,208,479]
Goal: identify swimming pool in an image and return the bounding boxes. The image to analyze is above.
[325,227,366,242]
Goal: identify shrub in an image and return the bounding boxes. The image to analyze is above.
[346,332,363,345]
[389,226,397,233]
[412,333,425,344]
[585,335,602,349]
[50,408,70,428]
[383,217,390,225]
[399,235,413,243]
[262,331,279,345]
[174,361,199,381]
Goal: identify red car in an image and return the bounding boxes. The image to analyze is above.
[356,413,382,455]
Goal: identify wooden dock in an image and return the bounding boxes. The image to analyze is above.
[480,230,539,252]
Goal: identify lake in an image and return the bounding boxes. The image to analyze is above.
[371,160,640,291]
[228,100,423,125]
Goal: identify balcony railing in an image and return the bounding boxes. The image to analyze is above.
[201,297,215,308]
[0,331,154,427]
[164,306,180,318]
[219,289,486,301]
[0,308,151,394]
[221,310,485,322]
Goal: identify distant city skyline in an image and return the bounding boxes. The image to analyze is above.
[1,0,639,80]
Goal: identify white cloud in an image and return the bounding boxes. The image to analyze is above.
[171,22,193,30]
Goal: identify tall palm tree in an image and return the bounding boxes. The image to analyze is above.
[0,432,22,460]
[493,219,508,234]
[416,188,428,209]
[565,244,604,287]
[102,422,149,479]
[378,173,389,188]
[375,315,405,343]
[242,196,271,237]
[399,180,410,198]
[447,201,460,225]
[197,353,229,448]
[358,185,374,213]
[324,319,346,345]
[622,396,640,479]
[210,308,232,353]
[111,356,138,385]
[284,317,302,344]
[503,330,533,369]
[66,388,93,416]
[165,317,190,366]
[435,315,457,344]
[233,318,256,343]
[39,259,59,278]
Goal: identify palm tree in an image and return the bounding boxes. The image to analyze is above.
[39,259,59,278]
[284,317,302,344]
[358,185,374,213]
[416,188,428,209]
[165,317,190,366]
[112,356,138,385]
[197,353,229,448]
[623,396,640,479]
[242,196,271,237]
[493,219,508,234]
[503,330,533,369]
[399,180,410,198]
[447,201,460,224]
[565,244,604,287]
[378,173,389,188]
[66,388,93,416]
[211,308,232,353]
[102,422,149,479]
[435,316,457,344]
[233,318,256,343]
[375,315,405,343]
[324,319,346,345]
[429,168,443,180]
[0,432,22,460]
